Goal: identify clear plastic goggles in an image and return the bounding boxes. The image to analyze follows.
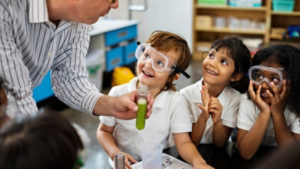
[135,43,177,74]
[135,42,191,79]
[249,65,284,87]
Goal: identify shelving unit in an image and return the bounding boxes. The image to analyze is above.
[193,0,300,60]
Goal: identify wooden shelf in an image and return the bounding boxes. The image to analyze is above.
[192,0,300,57]
[271,11,300,16]
[195,4,267,11]
[195,27,266,35]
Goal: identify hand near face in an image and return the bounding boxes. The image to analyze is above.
[249,81,271,115]
[267,80,288,116]
[198,85,211,121]
[209,97,223,124]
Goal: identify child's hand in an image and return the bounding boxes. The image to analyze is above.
[248,81,271,115]
[194,163,214,169]
[198,85,211,121]
[267,80,288,117]
[113,152,137,169]
[209,97,223,124]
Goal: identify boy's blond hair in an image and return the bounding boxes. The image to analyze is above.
[145,31,191,91]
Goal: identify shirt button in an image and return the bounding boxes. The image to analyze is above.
[48,53,52,57]
[41,72,45,75]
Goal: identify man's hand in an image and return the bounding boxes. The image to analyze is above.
[93,90,154,119]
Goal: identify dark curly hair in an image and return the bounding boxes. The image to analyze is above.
[210,36,251,93]
[251,45,300,116]
[0,112,83,169]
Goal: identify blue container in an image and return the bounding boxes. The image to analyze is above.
[105,47,124,72]
[33,71,54,102]
[273,0,295,12]
[105,25,138,46]
[124,42,137,65]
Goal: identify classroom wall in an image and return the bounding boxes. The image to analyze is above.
[107,0,193,51]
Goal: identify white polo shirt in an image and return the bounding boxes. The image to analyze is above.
[237,93,300,146]
[180,78,240,144]
[100,77,192,161]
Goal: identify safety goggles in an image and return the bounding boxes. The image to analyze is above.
[135,42,190,79]
[248,65,284,87]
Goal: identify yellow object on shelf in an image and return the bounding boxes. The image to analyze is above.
[112,67,135,87]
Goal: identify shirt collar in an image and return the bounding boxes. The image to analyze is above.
[128,77,167,109]
[29,0,49,23]
[192,78,227,104]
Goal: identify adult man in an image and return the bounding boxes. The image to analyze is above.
[0,0,153,119]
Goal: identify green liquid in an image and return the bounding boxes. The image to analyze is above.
[136,98,147,130]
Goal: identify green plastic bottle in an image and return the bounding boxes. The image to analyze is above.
[136,84,148,130]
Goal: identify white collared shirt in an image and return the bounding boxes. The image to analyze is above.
[0,0,102,115]
[238,93,300,146]
[180,78,241,144]
[100,77,192,161]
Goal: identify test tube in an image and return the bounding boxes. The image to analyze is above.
[136,83,148,130]
[115,153,125,169]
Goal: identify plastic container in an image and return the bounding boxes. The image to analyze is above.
[198,0,226,5]
[86,49,105,91]
[228,17,240,30]
[142,142,163,169]
[214,17,226,29]
[273,0,295,12]
[229,0,262,7]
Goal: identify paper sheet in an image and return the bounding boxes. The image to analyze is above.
[132,153,193,169]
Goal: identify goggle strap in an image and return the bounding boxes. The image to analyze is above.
[175,67,190,79]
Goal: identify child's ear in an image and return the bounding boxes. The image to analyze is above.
[230,73,243,82]
[173,74,180,81]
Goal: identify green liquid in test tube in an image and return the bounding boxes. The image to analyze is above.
[136,84,148,130]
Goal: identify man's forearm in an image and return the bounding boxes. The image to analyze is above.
[93,95,114,116]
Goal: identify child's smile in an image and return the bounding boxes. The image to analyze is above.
[202,48,235,86]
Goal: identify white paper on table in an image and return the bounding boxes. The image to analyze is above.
[132,153,193,169]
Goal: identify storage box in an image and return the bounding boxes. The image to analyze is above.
[105,46,124,72]
[105,25,138,46]
[86,49,105,91]
[124,41,138,65]
[195,16,213,29]
[198,0,226,5]
[273,0,295,12]
[229,0,262,7]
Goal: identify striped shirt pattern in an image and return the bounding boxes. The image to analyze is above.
[0,0,103,115]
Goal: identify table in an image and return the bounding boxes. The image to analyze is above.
[163,143,277,169]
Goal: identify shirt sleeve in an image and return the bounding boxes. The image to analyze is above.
[289,116,300,134]
[170,93,192,133]
[0,5,38,115]
[180,87,196,124]
[99,87,119,126]
[237,94,257,131]
[51,24,103,115]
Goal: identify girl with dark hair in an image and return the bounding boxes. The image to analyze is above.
[180,36,251,147]
[237,45,300,160]
[0,112,84,169]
